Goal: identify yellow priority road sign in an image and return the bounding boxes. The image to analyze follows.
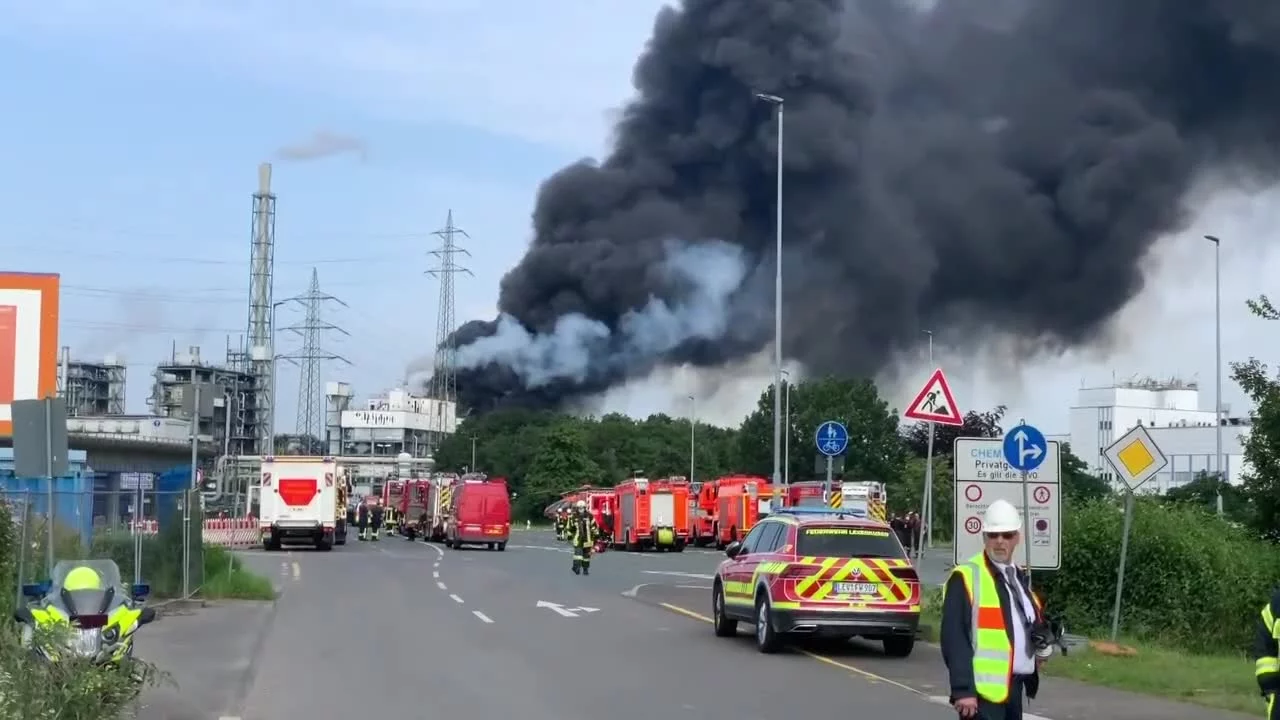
[1102,424,1169,491]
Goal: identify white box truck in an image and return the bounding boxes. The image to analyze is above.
[259,456,340,551]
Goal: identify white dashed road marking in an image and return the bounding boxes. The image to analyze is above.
[472,611,493,623]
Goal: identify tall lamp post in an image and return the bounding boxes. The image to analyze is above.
[781,370,792,485]
[687,394,696,484]
[1204,235,1224,516]
[756,92,785,503]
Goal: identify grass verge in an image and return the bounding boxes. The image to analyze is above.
[198,546,276,601]
[919,589,1260,714]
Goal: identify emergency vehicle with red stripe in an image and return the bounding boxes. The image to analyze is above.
[258,456,341,551]
[711,506,920,656]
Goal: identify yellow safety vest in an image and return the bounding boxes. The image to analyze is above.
[1257,601,1279,682]
[949,553,1038,704]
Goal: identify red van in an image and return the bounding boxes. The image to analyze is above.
[445,476,511,551]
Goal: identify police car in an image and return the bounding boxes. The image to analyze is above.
[711,506,921,655]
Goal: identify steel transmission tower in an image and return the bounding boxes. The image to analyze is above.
[246,163,276,455]
[427,210,472,414]
[279,268,350,448]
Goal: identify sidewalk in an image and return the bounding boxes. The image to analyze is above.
[828,638,1256,720]
[640,584,1255,720]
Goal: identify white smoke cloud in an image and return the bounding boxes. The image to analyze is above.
[454,239,749,388]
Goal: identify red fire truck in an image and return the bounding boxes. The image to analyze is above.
[786,480,833,507]
[396,479,433,540]
[713,475,768,548]
[689,481,716,546]
[382,479,406,533]
[611,477,690,552]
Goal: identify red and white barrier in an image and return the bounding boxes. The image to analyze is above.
[118,518,260,547]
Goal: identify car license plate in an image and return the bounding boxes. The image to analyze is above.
[834,582,877,595]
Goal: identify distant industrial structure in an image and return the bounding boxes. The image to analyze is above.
[1057,376,1250,492]
[58,348,126,417]
[17,164,468,506]
[149,344,257,456]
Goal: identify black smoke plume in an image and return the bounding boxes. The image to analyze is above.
[443,0,1280,414]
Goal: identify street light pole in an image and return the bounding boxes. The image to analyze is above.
[470,434,478,471]
[688,394,696,485]
[1205,235,1224,516]
[757,92,785,504]
[781,370,791,485]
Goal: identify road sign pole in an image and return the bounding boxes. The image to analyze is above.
[824,455,833,501]
[1020,469,1032,589]
[1110,490,1136,641]
[923,420,935,551]
[134,482,143,585]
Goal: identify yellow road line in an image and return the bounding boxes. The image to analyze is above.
[657,602,924,696]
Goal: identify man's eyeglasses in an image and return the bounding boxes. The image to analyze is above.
[984,531,1017,540]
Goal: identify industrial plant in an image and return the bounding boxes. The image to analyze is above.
[4,162,464,503]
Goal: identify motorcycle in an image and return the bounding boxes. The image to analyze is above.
[13,559,156,685]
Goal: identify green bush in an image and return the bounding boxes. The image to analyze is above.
[1039,498,1280,652]
[0,496,165,719]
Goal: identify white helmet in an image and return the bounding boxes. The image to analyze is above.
[574,500,587,510]
[982,499,1022,533]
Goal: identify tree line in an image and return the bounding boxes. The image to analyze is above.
[434,377,1112,522]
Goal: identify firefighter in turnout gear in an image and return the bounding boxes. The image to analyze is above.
[356,502,370,541]
[1254,589,1280,720]
[568,500,595,575]
[370,503,384,541]
[555,508,569,541]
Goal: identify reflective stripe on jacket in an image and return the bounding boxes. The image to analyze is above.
[948,553,1040,704]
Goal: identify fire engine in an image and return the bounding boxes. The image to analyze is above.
[610,476,689,552]
[713,475,768,549]
[689,481,715,546]
[423,473,459,542]
[835,481,888,521]
[397,479,434,539]
[382,479,405,534]
[785,480,832,508]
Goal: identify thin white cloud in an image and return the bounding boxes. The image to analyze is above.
[0,0,669,154]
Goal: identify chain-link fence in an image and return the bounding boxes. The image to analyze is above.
[1,483,257,602]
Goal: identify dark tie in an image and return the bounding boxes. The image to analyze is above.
[1005,567,1035,658]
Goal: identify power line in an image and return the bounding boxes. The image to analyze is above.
[278,268,350,442]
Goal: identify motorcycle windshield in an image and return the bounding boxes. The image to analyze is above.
[62,589,111,617]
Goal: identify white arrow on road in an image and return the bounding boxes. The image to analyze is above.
[536,601,599,617]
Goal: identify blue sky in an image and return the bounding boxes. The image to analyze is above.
[0,0,667,428]
[2,0,1280,434]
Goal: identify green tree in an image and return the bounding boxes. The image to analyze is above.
[1163,471,1250,522]
[737,377,907,487]
[1059,443,1111,505]
[1231,293,1280,539]
[901,405,1008,458]
[520,421,602,518]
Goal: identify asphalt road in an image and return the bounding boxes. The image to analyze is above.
[128,529,1251,720]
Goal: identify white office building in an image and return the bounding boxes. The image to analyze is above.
[1064,378,1250,492]
[325,384,458,459]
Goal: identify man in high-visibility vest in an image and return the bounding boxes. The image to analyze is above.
[1254,589,1280,719]
[941,499,1050,719]
[567,501,594,576]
